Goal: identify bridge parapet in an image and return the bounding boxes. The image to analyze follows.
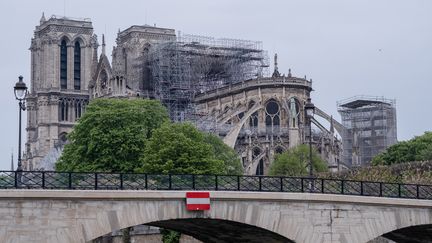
[1,171,432,201]
[1,189,432,243]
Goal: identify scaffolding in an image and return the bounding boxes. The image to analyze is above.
[337,96,397,167]
[148,33,269,121]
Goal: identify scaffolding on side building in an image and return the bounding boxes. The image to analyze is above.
[337,96,397,167]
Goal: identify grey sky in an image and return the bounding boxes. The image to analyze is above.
[0,0,431,170]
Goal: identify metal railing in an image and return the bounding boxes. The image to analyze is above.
[0,171,431,200]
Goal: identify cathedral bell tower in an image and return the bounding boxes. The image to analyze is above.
[25,14,98,169]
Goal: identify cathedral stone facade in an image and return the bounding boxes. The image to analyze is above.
[25,15,97,170]
[195,71,342,175]
[24,14,342,173]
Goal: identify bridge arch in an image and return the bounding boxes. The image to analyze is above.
[365,220,432,242]
[83,196,297,242]
[120,218,294,243]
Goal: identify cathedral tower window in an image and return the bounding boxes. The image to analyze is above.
[59,99,69,121]
[60,40,67,89]
[74,41,81,90]
[75,100,82,120]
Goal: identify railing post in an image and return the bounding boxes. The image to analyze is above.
[360,181,364,196]
[120,173,123,190]
[215,175,218,191]
[416,185,420,199]
[95,173,98,190]
[68,172,72,189]
[280,177,283,192]
[192,174,195,190]
[301,178,304,192]
[145,174,148,190]
[14,171,17,189]
[237,175,240,191]
[321,179,324,193]
[258,176,262,191]
[398,184,402,197]
[341,180,344,194]
[379,182,383,197]
[42,171,45,189]
[169,174,172,190]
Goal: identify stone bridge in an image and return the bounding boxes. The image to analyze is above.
[1,190,432,243]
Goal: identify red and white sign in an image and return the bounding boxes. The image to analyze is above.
[186,192,210,211]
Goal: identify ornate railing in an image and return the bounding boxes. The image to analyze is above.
[0,171,431,200]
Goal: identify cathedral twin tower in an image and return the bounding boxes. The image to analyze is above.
[26,15,97,169]
[25,14,179,169]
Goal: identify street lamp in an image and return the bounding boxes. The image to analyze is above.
[14,76,28,172]
[304,98,315,179]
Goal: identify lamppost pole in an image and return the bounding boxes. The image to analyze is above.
[18,99,23,171]
[309,115,313,178]
[304,98,315,191]
[14,76,28,173]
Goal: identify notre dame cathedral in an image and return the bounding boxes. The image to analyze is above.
[24,14,342,174]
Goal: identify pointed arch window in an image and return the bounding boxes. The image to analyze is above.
[252,147,264,176]
[60,40,67,89]
[248,101,258,129]
[74,41,81,90]
[265,100,281,133]
[59,98,69,121]
[75,100,82,120]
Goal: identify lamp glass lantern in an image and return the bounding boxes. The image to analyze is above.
[14,76,28,100]
[304,98,315,118]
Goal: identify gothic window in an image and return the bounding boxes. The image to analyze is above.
[100,70,107,89]
[60,40,67,89]
[256,160,264,176]
[59,99,69,121]
[248,101,258,128]
[253,148,264,176]
[265,100,280,133]
[75,100,82,120]
[74,42,81,90]
[116,76,119,93]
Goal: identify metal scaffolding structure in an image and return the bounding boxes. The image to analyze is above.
[337,96,397,167]
[148,33,269,121]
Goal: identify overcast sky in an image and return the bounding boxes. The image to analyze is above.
[0,0,431,170]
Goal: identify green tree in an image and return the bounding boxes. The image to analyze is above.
[372,131,432,165]
[203,133,243,175]
[268,144,328,176]
[136,123,227,175]
[56,98,169,172]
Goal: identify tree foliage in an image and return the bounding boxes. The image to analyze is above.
[268,144,328,176]
[372,132,432,166]
[203,133,243,175]
[56,98,169,172]
[136,123,237,175]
